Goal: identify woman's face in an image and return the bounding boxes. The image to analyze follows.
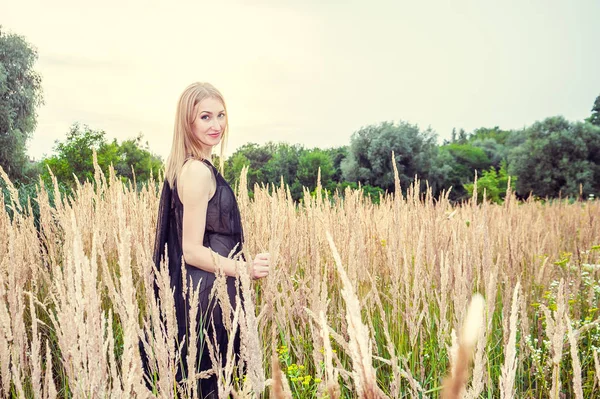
[191,96,226,149]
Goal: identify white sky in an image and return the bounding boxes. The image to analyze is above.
[4,0,600,161]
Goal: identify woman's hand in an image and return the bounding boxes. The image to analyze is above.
[249,252,270,280]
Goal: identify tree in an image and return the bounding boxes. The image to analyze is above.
[508,116,600,198]
[297,148,334,190]
[42,124,162,186]
[262,142,304,186]
[467,126,512,168]
[324,146,348,183]
[0,26,43,181]
[469,126,511,145]
[457,128,468,144]
[464,162,516,204]
[588,94,600,126]
[113,134,163,182]
[43,124,109,183]
[224,142,274,190]
[470,138,507,169]
[433,143,492,201]
[341,121,438,193]
[224,142,344,201]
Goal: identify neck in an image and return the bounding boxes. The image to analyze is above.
[198,145,212,160]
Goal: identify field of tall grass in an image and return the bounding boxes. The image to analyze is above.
[1,158,599,398]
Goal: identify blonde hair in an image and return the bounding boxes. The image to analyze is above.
[165,82,228,185]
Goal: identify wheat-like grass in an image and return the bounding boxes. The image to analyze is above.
[499,282,520,399]
[0,161,599,397]
[442,294,485,399]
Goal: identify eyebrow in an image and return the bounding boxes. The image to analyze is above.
[199,110,225,114]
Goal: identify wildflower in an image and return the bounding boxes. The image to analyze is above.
[277,345,288,355]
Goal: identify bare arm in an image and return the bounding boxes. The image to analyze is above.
[179,160,270,279]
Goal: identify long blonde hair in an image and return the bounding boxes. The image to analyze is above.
[165,82,228,185]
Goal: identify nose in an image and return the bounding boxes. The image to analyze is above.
[210,117,221,131]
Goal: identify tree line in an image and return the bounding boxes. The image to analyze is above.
[219,111,600,203]
[2,26,600,206]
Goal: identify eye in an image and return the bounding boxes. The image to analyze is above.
[201,114,210,121]
[218,112,226,118]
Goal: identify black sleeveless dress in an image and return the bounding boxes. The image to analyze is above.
[152,158,244,397]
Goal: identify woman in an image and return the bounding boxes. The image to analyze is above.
[152,82,270,397]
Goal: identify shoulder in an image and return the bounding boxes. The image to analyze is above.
[178,160,214,201]
[181,159,212,179]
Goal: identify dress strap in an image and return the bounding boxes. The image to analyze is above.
[201,158,218,172]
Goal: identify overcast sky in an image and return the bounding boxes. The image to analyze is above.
[4,0,600,161]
